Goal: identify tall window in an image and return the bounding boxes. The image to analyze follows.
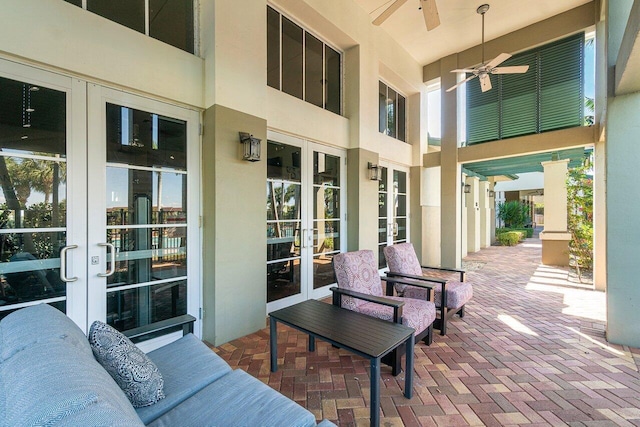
[64,0,195,53]
[267,6,342,115]
[466,33,585,145]
[379,81,406,142]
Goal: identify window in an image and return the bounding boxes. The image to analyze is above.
[379,81,406,142]
[466,33,585,145]
[64,0,195,54]
[267,6,342,115]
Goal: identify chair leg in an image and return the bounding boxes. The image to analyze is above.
[440,307,448,336]
[422,324,433,346]
[459,305,465,318]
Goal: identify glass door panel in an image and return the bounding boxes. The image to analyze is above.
[266,133,345,311]
[378,164,409,270]
[266,142,302,303]
[311,151,341,290]
[88,86,200,341]
[0,71,76,320]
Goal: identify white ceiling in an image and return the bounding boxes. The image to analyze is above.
[353,0,592,65]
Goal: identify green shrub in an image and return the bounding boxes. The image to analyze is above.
[496,227,534,238]
[497,231,523,246]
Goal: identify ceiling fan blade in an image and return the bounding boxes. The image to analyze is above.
[485,53,512,69]
[492,65,530,74]
[421,0,440,31]
[446,74,476,92]
[479,74,492,92]
[450,68,476,73]
[372,0,408,25]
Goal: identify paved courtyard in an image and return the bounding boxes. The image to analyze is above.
[211,238,640,426]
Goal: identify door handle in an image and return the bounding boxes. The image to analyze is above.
[98,243,116,277]
[393,222,399,237]
[60,244,78,282]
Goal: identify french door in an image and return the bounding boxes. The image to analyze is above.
[266,131,345,312]
[377,163,409,269]
[0,60,201,342]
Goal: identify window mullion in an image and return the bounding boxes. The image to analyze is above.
[145,0,150,36]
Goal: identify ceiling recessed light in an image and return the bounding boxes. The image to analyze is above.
[26,108,35,113]
[23,124,31,128]
[21,135,28,140]
[29,86,39,92]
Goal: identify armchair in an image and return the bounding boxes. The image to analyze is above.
[383,243,473,336]
[332,250,436,376]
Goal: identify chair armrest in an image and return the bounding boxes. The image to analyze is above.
[421,265,466,282]
[385,271,446,285]
[330,286,404,323]
[383,274,438,302]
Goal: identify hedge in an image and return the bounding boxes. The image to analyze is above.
[496,227,534,238]
[497,231,523,246]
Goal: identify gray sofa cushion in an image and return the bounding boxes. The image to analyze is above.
[0,303,92,361]
[137,333,232,424]
[89,321,165,408]
[147,369,317,427]
[0,340,143,426]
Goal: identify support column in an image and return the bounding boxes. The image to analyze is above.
[440,55,462,268]
[479,181,491,248]
[540,159,571,266]
[466,176,481,253]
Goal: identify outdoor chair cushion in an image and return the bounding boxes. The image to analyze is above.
[333,249,436,334]
[137,333,233,424]
[384,242,473,309]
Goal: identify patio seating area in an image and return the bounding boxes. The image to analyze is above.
[212,237,640,426]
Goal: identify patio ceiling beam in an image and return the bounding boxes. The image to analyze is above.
[423,126,596,168]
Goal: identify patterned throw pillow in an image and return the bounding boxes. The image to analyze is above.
[88,321,165,408]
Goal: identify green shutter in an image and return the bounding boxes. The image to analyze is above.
[500,52,538,139]
[539,33,584,132]
[467,73,500,144]
[466,33,584,144]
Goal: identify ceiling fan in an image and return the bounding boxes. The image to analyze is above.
[446,4,529,93]
[372,0,440,31]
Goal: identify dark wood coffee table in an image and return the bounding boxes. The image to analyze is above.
[269,299,415,427]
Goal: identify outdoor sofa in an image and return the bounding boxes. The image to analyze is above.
[0,304,335,426]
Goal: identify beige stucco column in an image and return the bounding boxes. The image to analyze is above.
[461,173,468,258]
[466,176,481,253]
[440,54,462,268]
[479,181,491,248]
[540,159,571,265]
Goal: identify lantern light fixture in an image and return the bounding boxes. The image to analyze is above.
[239,132,261,162]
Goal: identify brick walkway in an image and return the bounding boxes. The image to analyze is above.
[211,238,640,426]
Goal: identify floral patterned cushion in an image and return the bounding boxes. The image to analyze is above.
[88,321,165,408]
[333,250,384,310]
[403,280,473,310]
[355,297,436,334]
[384,243,473,310]
[383,243,423,294]
[333,250,436,334]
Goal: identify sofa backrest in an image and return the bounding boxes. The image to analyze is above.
[0,304,144,426]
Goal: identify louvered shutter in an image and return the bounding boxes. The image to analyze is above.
[467,73,500,144]
[500,52,538,139]
[539,33,584,132]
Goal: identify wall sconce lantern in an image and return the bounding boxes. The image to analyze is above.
[368,162,382,181]
[239,132,261,162]
[463,184,471,194]
[488,190,495,197]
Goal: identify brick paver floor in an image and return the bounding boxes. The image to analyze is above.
[211,238,640,426]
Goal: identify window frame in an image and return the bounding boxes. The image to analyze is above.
[378,80,407,143]
[64,0,198,54]
[267,5,343,115]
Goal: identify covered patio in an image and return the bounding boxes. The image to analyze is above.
[212,238,640,426]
